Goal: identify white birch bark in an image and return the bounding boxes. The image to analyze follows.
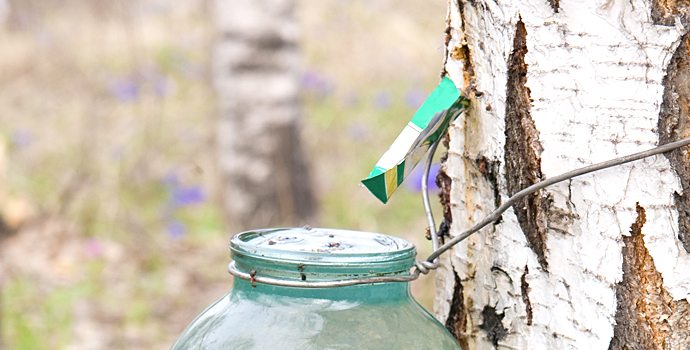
[436,1,690,348]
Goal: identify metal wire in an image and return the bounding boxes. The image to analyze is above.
[416,140,441,275]
[227,261,419,288]
[422,136,690,264]
[228,135,690,287]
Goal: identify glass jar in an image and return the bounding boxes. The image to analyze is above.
[171,227,460,349]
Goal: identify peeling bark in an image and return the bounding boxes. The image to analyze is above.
[610,203,690,349]
[668,301,690,349]
[504,19,549,270]
[659,32,690,254]
[651,0,690,26]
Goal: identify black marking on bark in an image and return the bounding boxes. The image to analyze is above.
[438,219,451,239]
[504,19,550,270]
[490,265,512,281]
[521,265,533,326]
[548,0,560,13]
[442,17,452,77]
[475,156,502,215]
[658,31,690,253]
[438,137,454,224]
[479,305,507,346]
[445,272,470,349]
[651,0,690,26]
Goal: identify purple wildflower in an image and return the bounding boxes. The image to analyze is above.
[300,70,334,96]
[404,88,426,109]
[110,78,140,102]
[172,186,205,207]
[10,129,33,149]
[405,163,441,193]
[161,172,205,207]
[348,122,370,141]
[161,171,179,188]
[140,65,170,97]
[166,220,186,239]
[160,170,204,239]
[153,76,169,97]
[373,91,392,109]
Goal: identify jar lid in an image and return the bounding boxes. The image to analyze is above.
[230,227,417,283]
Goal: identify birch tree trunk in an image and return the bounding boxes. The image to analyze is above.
[214,0,315,230]
[436,1,690,348]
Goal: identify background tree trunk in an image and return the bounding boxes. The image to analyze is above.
[214,0,315,230]
[436,1,690,348]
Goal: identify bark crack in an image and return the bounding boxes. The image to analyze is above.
[658,31,690,253]
[567,179,576,211]
[504,18,550,270]
[521,265,533,326]
[442,7,452,77]
[445,271,470,350]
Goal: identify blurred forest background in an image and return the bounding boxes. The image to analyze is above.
[0,0,446,348]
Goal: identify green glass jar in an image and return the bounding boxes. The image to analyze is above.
[171,227,460,349]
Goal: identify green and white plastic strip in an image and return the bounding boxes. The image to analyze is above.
[228,71,690,287]
[361,77,469,203]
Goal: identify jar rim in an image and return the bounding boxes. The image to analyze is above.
[230,227,417,282]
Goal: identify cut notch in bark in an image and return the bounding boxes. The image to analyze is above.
[504,18,550,270]
[658,32,690,253]
[445,272,470,349]
[453,0,476,91]
[609,203,690,349]
[651,0,690,26]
